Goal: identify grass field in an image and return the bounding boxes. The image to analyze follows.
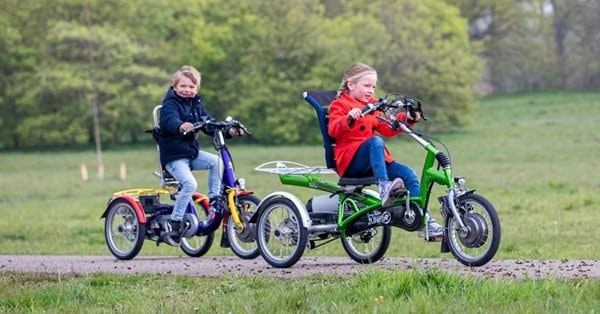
[1,91,600,312]
[2,269,600,313]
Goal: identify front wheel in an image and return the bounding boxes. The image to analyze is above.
[104,199,145,260]
[181,195,215,257]
[256,197,308,268]
[445,193,501,267]
[227,194,261,259]
[341,225,392,264]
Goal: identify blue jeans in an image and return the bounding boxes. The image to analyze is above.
[165,150,223,221]
[345,136,420,196]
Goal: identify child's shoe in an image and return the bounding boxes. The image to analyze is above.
[418,216,444,239]
[165,219,182,247]
[379,178,405,207]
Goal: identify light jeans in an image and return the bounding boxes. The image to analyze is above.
[165,150,223,221]
[345,136,420,196]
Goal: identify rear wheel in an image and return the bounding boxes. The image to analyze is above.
[256,197,307,268]
[105,199,145,260]
[181,195,214,257]
[445,193,501,267]
[341,225,391,264]
[227,194,261,259]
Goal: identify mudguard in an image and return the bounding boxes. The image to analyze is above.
[101,195,147,224]
[249,191,311,228]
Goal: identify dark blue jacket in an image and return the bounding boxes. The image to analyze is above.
[158,87,215,166]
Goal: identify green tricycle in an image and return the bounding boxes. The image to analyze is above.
[252,91,501,268]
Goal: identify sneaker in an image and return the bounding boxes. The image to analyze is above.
[206,196,226,223]
[379,178,405,207]
[210,196,226,211]
[164,219,182,247]
[418,216,444,239]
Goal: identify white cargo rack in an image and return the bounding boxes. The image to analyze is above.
[254,161,337,175]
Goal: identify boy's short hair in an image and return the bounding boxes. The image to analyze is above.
[172,65,201,87]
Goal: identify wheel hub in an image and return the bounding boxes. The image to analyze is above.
[358,229,376,243]
[117,222,137,241]
[458,213,488,248]
[274,218,297,247]
[235,213,256,243]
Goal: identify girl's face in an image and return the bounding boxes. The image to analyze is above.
[348,73,377,104]
[173,75,199,98]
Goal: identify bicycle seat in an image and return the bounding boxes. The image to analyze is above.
[303,90,376,187]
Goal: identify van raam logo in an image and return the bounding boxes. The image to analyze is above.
[367,210,391,225]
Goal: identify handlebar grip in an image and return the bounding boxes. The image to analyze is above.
[347,99,387,124]
[361,103,376,114]
[182,121,205,136]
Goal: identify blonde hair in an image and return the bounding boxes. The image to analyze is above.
[336,63,377,98]
[172,65,201,87]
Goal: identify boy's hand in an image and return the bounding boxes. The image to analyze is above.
[179,122,194,134]
[228,127,244,137]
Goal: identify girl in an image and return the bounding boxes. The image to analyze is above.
[327,62,442,238]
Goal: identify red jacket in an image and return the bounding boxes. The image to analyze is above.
[327,92,411,176]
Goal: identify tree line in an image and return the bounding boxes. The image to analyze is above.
[0,0,597,149]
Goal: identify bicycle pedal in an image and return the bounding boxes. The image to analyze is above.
[426,235,444,242]
[391,188,407,198]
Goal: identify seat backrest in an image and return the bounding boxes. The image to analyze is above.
[148,105,179,187]
[303,90,338,169]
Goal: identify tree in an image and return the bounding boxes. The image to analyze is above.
[186,0,481,141]
[0,0,485,148]
[0,0,169,150]
[0,1,44,149]
[329,0,482,131]
[447,0,600,92]
[549,0,600,89]
[178,0,341,144]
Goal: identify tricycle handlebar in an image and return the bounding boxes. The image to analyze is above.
[183,117,252,136]
[348,94,427,124]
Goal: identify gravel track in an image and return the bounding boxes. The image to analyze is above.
[2,255,599,280]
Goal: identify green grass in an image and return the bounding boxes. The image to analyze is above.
[1,91,600,312]
[2,269,600,313]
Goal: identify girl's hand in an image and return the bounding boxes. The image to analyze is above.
[407,112,421,123]
[348,108,363,121]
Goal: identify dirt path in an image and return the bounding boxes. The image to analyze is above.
[1,255,599,280]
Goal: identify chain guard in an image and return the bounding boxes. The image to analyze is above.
[388,202,423,231]
[345,209,391,235]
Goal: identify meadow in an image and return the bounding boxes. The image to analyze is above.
[1,91,599,312]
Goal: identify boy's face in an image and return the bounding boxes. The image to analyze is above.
[174,76,199,98]
[348,73,377,104]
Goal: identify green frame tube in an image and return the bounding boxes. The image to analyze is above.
[276,143,455,238]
